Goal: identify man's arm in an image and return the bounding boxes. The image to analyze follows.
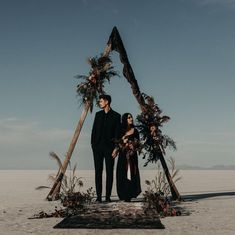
[112,113,121,158]
[114,113,121,140]
[91,112,98,145]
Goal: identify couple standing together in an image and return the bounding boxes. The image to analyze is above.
[91,94,141,202]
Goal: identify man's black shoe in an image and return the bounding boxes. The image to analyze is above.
[95,197,102,203]
[105,197,111,203]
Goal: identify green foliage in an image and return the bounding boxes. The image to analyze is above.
[143,157,182,216]
[144,157,181,197]
[36,152,95,211]
[136,93,176,166]
[61,188,95,215]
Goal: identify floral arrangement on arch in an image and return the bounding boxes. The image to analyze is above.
[75,55,118,112]
[136,93,177,166]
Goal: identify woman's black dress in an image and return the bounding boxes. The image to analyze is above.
[116,128,141,201]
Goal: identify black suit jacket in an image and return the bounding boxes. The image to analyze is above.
[91,109,121,149]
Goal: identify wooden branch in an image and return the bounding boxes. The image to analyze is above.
[158,152,181,200]
[47,102,90,200]
[107,27,146,110]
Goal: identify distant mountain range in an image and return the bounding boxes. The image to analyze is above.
[176,164,235,170]
[141,164,235,170]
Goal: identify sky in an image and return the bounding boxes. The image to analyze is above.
[0,0,235,169]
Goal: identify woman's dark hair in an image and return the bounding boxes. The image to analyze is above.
[121,113,134,133]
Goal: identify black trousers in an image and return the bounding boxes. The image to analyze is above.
[92,145,114,199]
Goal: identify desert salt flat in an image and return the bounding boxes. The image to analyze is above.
[0,170,235,235]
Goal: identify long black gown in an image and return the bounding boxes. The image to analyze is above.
[116,128,141,201]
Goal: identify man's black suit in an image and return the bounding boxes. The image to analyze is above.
[91,109,121,200]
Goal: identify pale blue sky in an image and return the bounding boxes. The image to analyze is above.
[0,0,235,169]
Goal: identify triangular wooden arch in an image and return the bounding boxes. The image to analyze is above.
[47,27,181,201]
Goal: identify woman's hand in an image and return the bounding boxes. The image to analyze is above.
[128,141,134,150]
[112,148,119,158]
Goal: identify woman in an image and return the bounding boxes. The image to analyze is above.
[113,113,141,202]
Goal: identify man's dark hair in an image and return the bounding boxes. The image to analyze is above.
[99,94,112,105]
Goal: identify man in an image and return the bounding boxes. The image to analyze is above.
[91,94,121,202]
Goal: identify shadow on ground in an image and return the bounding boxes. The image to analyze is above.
[181,191,235,201]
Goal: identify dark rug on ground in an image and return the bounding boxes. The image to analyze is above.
[54,201,165,229]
